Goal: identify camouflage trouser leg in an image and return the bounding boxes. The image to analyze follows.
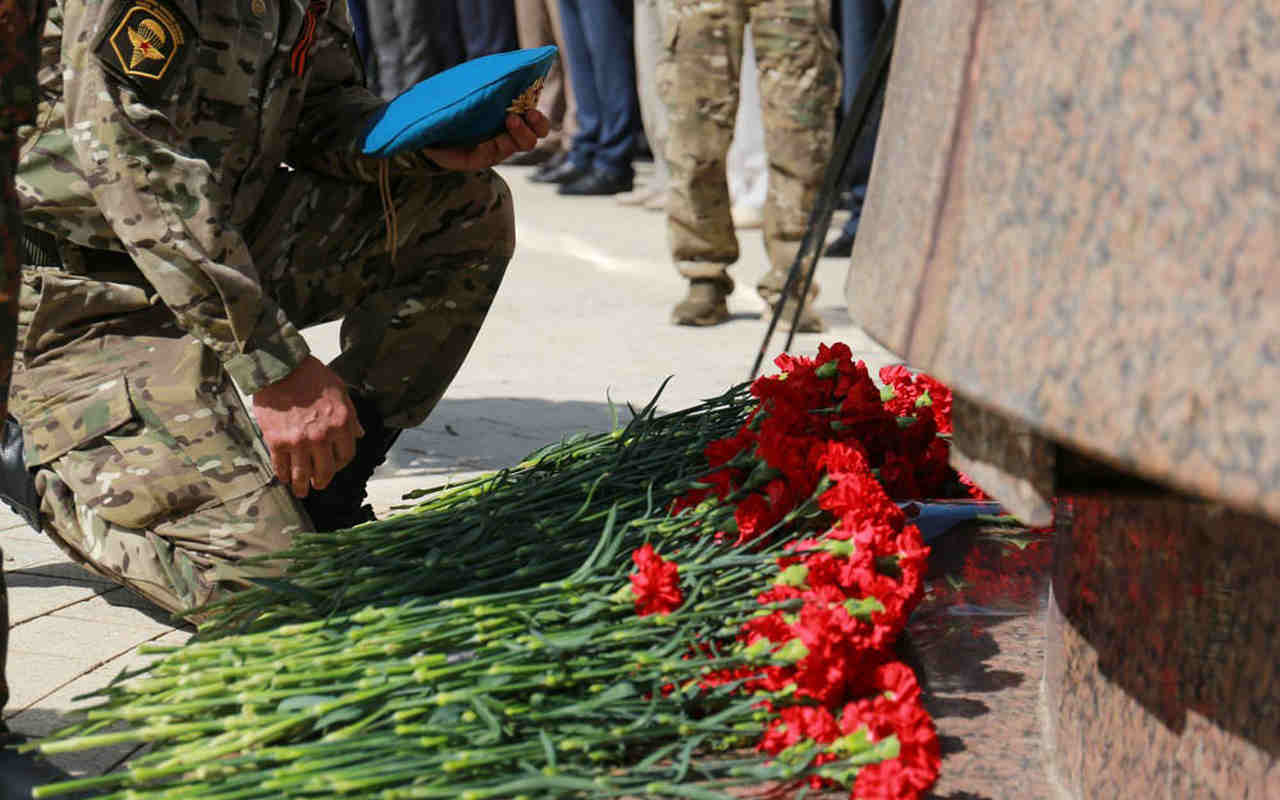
[249,167,514,429]
[659,0,746,281]
[751,0,839,301]
[660,0,839,299]
[10,291,308,616]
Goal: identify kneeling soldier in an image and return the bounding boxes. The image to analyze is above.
[8,0,547,617]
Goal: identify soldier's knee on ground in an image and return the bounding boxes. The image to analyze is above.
[34,466,304,618]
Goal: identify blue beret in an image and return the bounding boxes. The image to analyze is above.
[361,46,558,156]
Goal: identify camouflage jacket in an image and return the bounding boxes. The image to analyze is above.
[16,0,442,394]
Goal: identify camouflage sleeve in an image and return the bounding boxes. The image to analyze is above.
[288,4,447,182]
[59,1,311,396]
[0,0,46,417]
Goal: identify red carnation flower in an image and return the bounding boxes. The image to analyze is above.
[630,544,683,616]
[759,703,842,754]
[839,661,940,800]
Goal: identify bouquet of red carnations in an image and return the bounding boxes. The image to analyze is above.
[33,344,951,800]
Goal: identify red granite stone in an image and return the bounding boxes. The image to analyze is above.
[1045,494,1279,798]
[848,0,1280,524]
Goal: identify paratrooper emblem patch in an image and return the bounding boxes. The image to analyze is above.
[94,0,195,102]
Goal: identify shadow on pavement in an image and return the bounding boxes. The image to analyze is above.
[390,396,640,476]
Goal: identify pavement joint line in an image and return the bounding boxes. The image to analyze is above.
[3,627,176,721]
[105,743,148,776]
[8,583,119,628]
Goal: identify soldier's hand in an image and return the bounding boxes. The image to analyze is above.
[423,111,551,171]
[252,356,364,498]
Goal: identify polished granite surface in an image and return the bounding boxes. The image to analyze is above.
[1045,494,1279,799]
[913,520,1057,799]
[849,0,1280,524]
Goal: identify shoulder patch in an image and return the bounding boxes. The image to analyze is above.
[93,1,196,103]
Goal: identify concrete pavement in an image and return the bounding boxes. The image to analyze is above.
[3,161,896,776]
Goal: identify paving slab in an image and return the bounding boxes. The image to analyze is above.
[7,629,189,777]
[5,575,112,627]
[2,534,68,573]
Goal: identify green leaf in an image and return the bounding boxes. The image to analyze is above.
[276,695,336,715]
[315,707,363,729]
[428,704,465,727]
[247,578,328,610]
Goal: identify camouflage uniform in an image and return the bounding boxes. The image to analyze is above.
[658,0,839,314]
[10,1,515,616]
[2,0,46,721]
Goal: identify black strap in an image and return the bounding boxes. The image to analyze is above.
[0,417,40,530]
[749,1,900,379]
[22,227,137,272]
[22,226,62,267]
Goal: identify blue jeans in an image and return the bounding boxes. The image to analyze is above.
[836,0,889,236]
[557,0,637,178]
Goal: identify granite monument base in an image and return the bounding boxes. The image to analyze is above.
[1045,493,1279,798]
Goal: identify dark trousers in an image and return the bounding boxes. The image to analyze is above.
[458,1,520,60]
[355,0,519,99]
[557,0,638,178]
[834,0,888,237]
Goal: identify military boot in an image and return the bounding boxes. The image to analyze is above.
[671,277,733,326]
[0,418,39,531]
[300,394,401,532]
[757,274,826,334]
[772,294,826,333]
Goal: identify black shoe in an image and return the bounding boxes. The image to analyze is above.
[0,737,79,800]
[529,153,585,184]
[558,168,634,197]
[0,417,39,530]
[300,395,401,533]
[823,230,856,259]
[503,147,555,167]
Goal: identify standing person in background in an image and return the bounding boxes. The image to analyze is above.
[356,2,463,98]
[620,0,670,211]
[660,0,840,331]
[824,0,889,258]
[457,3,520,63]
[726,29,767,230]
[355,1,519,99]
[0,0,77,793]
[532,0,639,196]
[511,0,578,169]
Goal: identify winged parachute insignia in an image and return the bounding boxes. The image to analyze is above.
[506,76,546,115]
[127,18,167,68]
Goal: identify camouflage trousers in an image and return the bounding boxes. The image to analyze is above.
[657,0,839,300]
[7,167,514,618]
